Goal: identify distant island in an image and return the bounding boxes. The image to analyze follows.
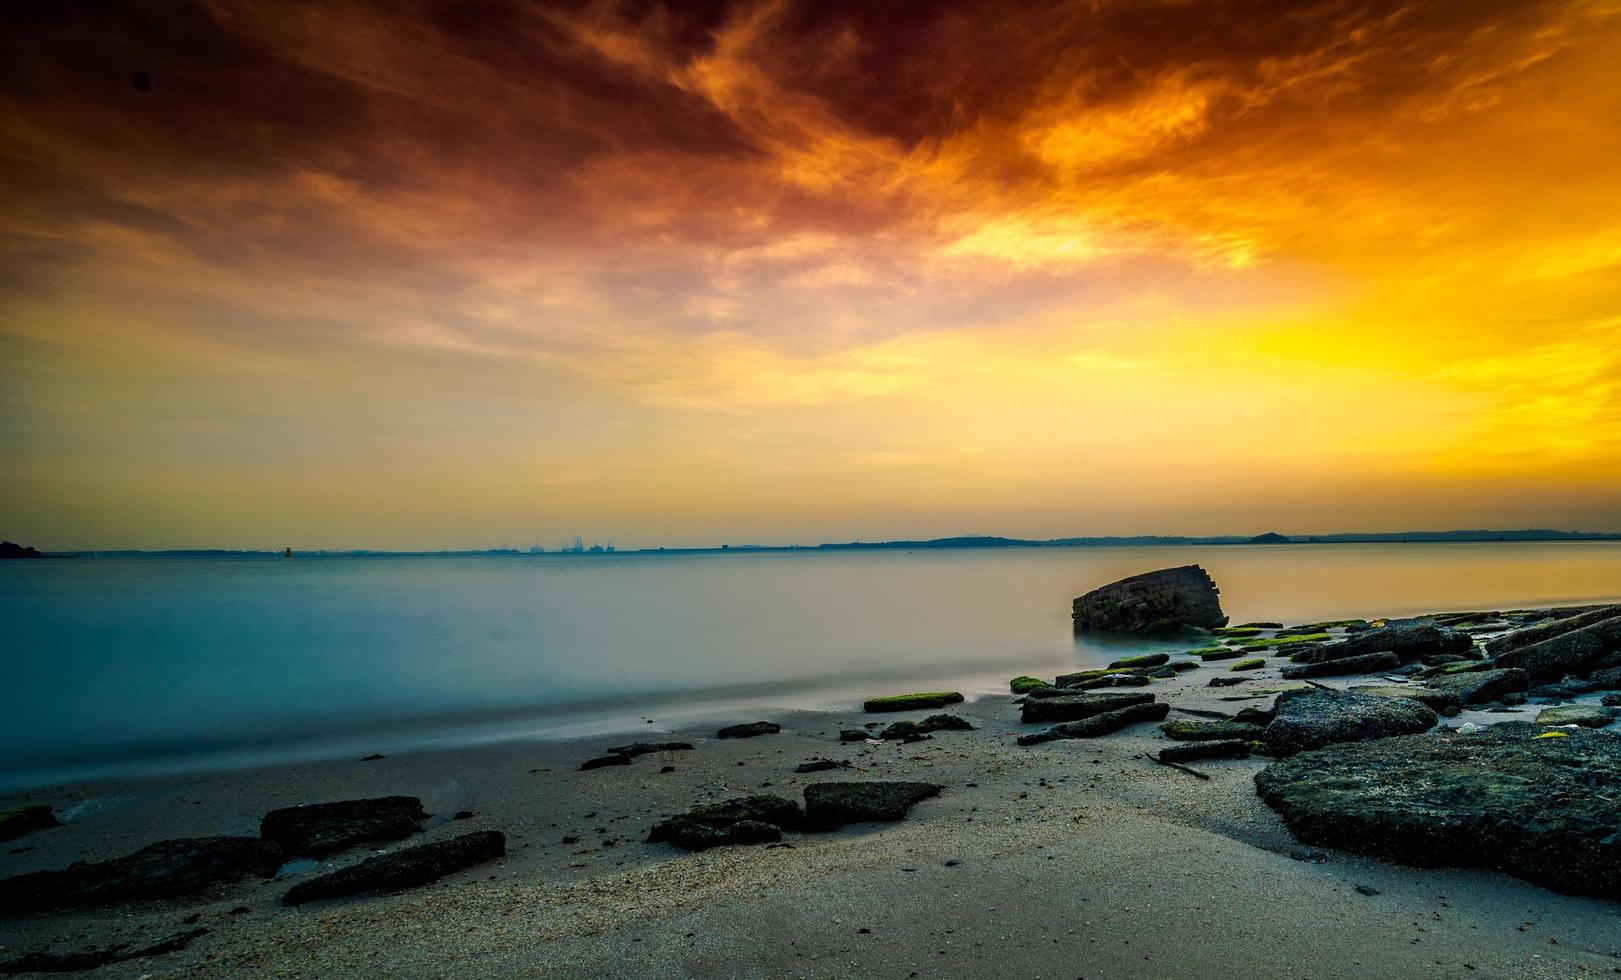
[23,528,1620,558]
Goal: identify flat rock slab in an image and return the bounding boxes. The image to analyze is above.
[1158,739,1250,764]
[861,693,964,713]
[0,806,59,843]
[1263,689,1437,756]
[1485,605,1621,656]
[606,741,694,758]
[1158,720,1266,742]
[1349,685,1462,716]
[803,782,942,831]
[1536,704,1617,728]
[1255,724,1621,897]
[282,831,505,906]
[1494,615,1621,682]
[716,721,781,739]
[0,836,282,915]
[1293,619,1471,664]
[1021,691,1154,724]
[1072,564,1226,633]
[648,795,805,851]
[1019,700,1170,745]
[1281,652,1401,679]
[1424,667,1529,705]
[260,797,427,858]
[1108,653,1170,669]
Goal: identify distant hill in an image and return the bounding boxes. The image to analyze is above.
[0,541,43,559]
[1249,532,1292,544]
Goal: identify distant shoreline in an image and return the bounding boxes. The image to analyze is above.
[32,529,1621,559]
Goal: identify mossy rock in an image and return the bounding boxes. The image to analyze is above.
[863,692,965,713]
[1238,622,1284,629]
[1200,648,1246,662]
[1245,632,1331,649]
[1230,658,1266,671]
[1213,627,1263,637]
[1168,660,1201,672]
[1159,720,1267,741]
[1108,653,1170,669]
[1185,647,1225,656]
[1009,676,1048,694]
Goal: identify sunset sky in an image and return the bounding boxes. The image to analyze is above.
[3,0,1620,549]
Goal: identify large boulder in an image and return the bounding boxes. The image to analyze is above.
[1020,691,1155,724]
[803,782,941,831]
[1263,689,1437,756]
[1071,565,1226,634]
[1493,615,1621,682]
[283,831,505,905]
[260,797,427,858]
[1254,724,1621,897]
[1536,704,1617,728]
[1425,667,1529,705]
[647,796,804,851]
[0,837,283,915]
[1291,619,1471,665]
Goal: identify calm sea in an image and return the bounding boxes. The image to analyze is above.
[3,542,1619,791]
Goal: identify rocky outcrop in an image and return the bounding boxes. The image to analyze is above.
[1254,724,1621,897]
[1425,667,1529,705]
[260,797,427,858]
[0,805,59,843]
[879,714,974,740]
[1018,700,1170,745]
[1280,652,1401,679]
[1492,615,1621,682]
[1348,685,1462,715]
[1291,619,1471,665]
[803,782,941,831]
[1020,691,1154,724]
[283,831,505,905]
[1485,605,1621,656]
[1071,565,1226,634]
[716,721,781,738]
[0,837,282,915]
[1263,689,1437,756]
[647,796,804,851]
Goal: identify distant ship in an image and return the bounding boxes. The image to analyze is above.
[284,547,294,558]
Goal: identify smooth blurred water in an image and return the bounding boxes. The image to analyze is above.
[3,542,1619,790]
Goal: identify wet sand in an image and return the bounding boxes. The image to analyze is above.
[1,665,1618,978]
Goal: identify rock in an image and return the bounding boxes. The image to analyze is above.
[716,721,781,739]
[283,831,505,906]
[0,806,59,843]
[796,759,850,773]
[1349,685,1462,716]
[1208,676,1249,687]
[1018,700,1170,745]
[861,692,964,713]
[1071,565,1227,634]
[839,729,871,742]
[1230,658,1266,671]
[1233,706,1275,725]
[1158,720,1266,741]
[1603,693,1621,707]
[579,754,633,770]
[879,714,974,740]
[1158,740,1250,763]
[1535,704,1616,728]
[0,837,283,915]
[453,810,475,820]
[1485,605,1621,656]
[1019,691,1155,724]
[1009,676,1049,694]
[1108,653,1170,669]
[1588,666,1621,691]
[1425,667,1530,705]
[1146,665,1178,678]
[1058,673,1151,690]
[1263,689,1437,756]
[802,782,942,831]
[1281,652,1401,679]
[647,796,804,851]
[1254,724,1621,897]
[1293,619,1471,665]
[358,753,385,761]
[1493,615,1621,682]
[606,741,694,758]
[0,927,208,973]
[260,797,427,858]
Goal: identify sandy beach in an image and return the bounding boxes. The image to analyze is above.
[3,656,1618,979]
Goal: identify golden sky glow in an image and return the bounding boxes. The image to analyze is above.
[3,0,1620,548]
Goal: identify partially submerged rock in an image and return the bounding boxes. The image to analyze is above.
[260,797,427,858]
[716,721,781,739]
[282,831,505,906]
[803,782,941,831]
[1535,704,1617,728]
[647,796,804,851]
[1280,651,1401,679]
[1071,565,1226,634]
[1018,700,1170,745]
[1020,691,1154,724]
[0,837,282,915]
[1254,724,1621,897]
[1263,689,1437,756]
[861,692,964,713]
[0,805,59,843]
[1159,720,1266,742]
[879,714,974,740]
